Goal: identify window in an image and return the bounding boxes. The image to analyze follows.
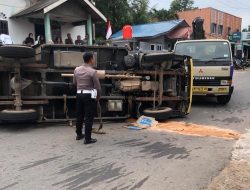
[151,44,162,51]
[150,44,155,51]
[227,27,231,35]
[157,45,162,51]
[211,23,217,34]
[175,41,231,64]
[0,20,8,35]
[218,25,223,35]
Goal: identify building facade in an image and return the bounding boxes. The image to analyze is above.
[111,20,190,51]
[0,0,33,43]
[178,7,242,40]
[0,0,104,44]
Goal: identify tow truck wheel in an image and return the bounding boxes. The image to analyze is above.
[0,45,35,59]
[217,95,231,105]
[143,107,172,121]
[0,109,37,123]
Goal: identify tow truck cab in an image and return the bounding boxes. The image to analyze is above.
[174,40,234,104]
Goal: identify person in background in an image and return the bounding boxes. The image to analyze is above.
[83,34,89,45]
[55,36,63,44]
[73,52,101,144]
[38,35,45,45]
[24,33,34,46]
[75,35,84,45]
[65,33,73,44]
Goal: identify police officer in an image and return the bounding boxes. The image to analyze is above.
[73,52,101,144]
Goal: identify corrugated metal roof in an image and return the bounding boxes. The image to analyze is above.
[112,20,187,39]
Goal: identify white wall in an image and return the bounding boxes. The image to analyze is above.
[1,0,87,44]
[61,24,86,43]
[9,18,35,44]
[0,0,34,44]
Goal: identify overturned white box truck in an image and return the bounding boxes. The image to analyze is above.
[0,44,193,123]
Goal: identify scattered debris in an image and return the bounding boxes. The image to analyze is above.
[151,121,241,140]
[124,116,158,130]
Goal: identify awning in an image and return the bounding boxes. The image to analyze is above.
[11,0,107,23]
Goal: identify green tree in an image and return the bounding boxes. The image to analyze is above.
[95,0,132,32]
[130,0,149,24]
[170,0,197,13]
[242,25,250,32]
[149,0,197,22]
[149,8,176,22]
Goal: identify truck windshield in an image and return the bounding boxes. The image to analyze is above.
[175,41,231,65]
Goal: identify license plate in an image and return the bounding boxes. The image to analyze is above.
[193,87,208,93]
[218,88,227,92]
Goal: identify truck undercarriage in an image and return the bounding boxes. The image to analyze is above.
[0,45,193,123]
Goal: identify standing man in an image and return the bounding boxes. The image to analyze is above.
[65,33,73,44]
[73,52,101,144]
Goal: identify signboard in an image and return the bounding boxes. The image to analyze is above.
[241,32,250,41]
[228,32,241,42]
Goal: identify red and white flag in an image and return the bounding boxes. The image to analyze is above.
[184,28,191,39]
[106,20,112,40]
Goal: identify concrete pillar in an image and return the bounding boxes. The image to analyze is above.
[44,13,52,43]
[93,23,96,41]
[87,14,93,45]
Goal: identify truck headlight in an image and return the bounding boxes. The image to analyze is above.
[221,80,230,85]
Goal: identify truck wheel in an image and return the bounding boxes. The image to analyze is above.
[0,109,37,123]
[0,45,35,59]
[217,95,231,105]
[143,107,172,121]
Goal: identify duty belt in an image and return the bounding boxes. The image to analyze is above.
[77,90,92,94]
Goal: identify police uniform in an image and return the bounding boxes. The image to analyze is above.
[73,64,101,143]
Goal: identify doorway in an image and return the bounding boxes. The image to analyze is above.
[35,23,61,42]
[35,24,45,41]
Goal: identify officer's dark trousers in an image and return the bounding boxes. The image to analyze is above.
[76,94,96,141]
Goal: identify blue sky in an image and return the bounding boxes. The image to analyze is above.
[149,0,250,28]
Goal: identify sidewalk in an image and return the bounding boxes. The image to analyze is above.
[206,130,250,190]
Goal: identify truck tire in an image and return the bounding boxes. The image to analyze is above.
[0,109,37,123]
[217,95,231,105]
[0,45,35,59]
[143,107,172,121]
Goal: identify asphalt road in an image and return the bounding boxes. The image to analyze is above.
[0,70,249,190]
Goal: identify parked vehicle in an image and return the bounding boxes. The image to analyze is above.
[233,57,250,70]
[0,44,193,123]
[174,39,234,104]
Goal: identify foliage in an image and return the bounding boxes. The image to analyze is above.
[169,0,197,12]
[95,0,132,32]
[149,8,176,22]
[130,0,150,24]
[150,0,196,22]
[242,25,250,32]
[94,0,197,38]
